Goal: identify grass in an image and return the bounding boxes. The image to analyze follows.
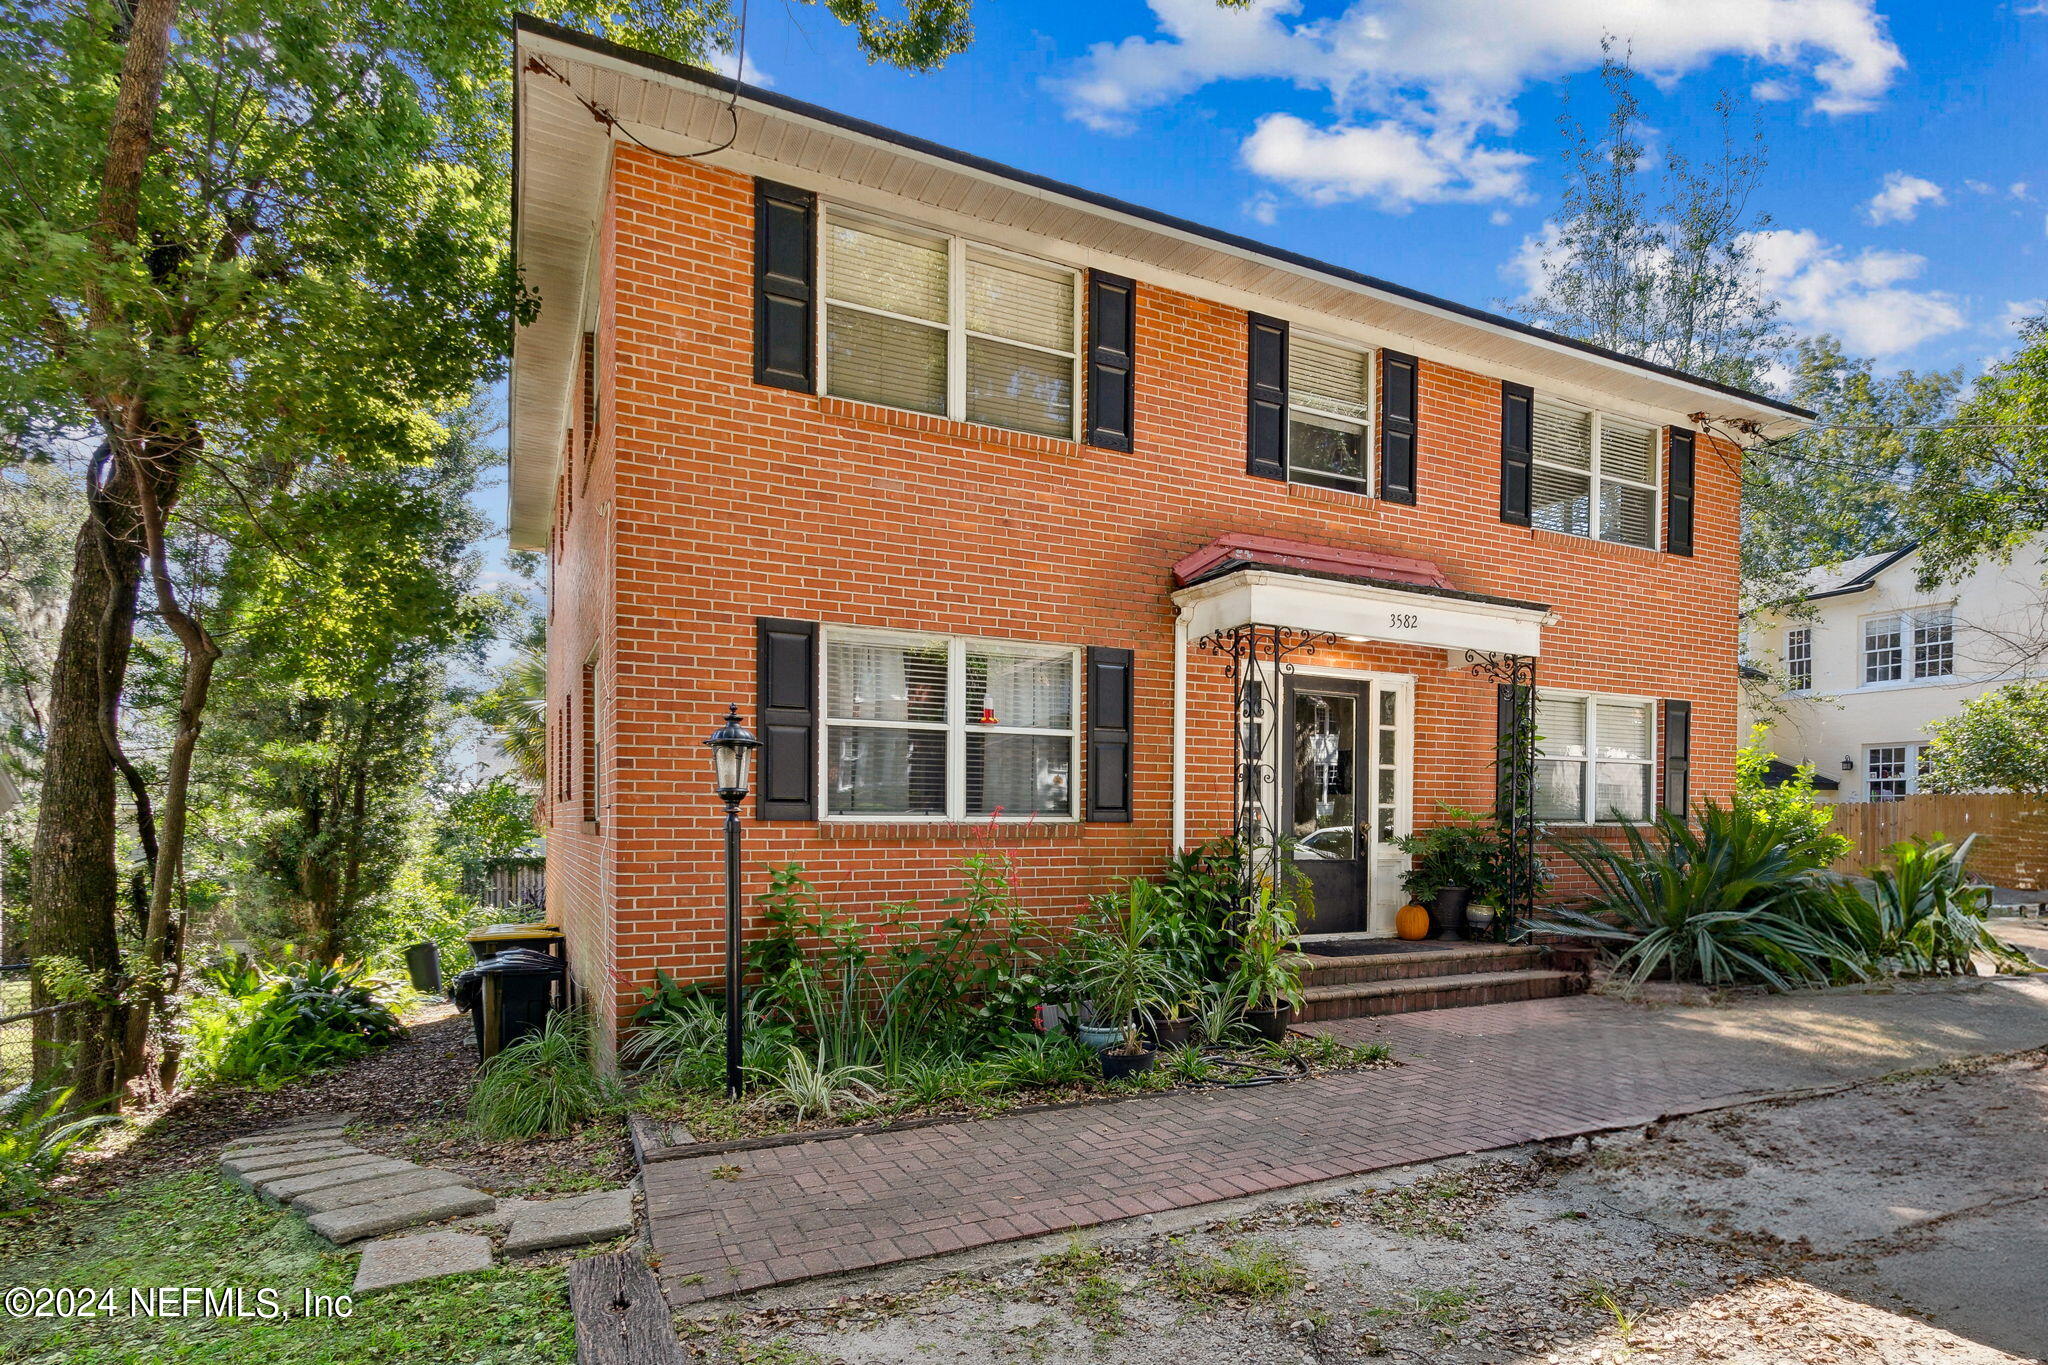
[0,1170,575,1364]
[1363,1175,1475,1241]
[1157,1240,1304,1302]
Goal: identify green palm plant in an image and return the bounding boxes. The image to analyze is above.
[1849,835,2033,976]
[1534,800,1863,990]
[471,645,549,786]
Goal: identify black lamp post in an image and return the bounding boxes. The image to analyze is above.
[704,703,760,1099]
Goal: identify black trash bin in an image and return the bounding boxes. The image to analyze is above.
[451,948,565,1062]
[403,941,442,995]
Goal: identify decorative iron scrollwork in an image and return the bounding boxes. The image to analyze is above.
[1463,650,1539,939]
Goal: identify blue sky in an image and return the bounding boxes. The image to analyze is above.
[718,0,2045,377]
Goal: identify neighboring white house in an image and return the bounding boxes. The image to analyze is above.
[1742,540,2048,803]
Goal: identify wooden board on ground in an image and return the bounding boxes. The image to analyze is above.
[569,1250,685,1365]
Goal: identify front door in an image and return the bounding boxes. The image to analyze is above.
[1284,677,1408,936]
[1284,678,1368,934]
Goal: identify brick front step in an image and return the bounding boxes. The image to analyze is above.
[1298,968,1580,1022]
[1297,943,1548,987]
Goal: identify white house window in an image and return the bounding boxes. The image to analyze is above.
[1530,398,1660,550]
[822,208,1079,440]
[1534,693,1656,823]
[1865,743,1927,800]
[1863,608,1952,684]
[1287,334,1373,493]
[822,629,1078,819]
[1786,626,1812,691]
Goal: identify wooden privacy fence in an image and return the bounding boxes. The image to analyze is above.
[463,859,546,912]
[1828,793,2048,889]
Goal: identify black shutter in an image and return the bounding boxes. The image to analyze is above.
[1662,699,1691,819]
[1499,381,1533,525]
[1378,349,1418,504]
[1086,646,1134,823]
[756,618,818,820]
[1666,426,1696,557]
[1494,683,1516,820]
[1246,313,1288,481]
[753,179,815,393]
[1086,271,1135,452]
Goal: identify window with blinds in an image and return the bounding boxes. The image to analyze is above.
[822,208,1079,440]
[822,629,1078,820]
[1287,334,1373,493]
[1534,692,1656,823]
[1529,398,1660,549]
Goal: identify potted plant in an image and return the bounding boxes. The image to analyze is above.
[1145,992,1198,1050]
[1230,882,1305,1043]
[1072,882,1191,1077]
[1394,807,1509,940]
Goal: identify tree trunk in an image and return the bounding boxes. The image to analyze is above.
[26,471,143,1104]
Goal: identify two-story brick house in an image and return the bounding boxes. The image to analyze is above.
[508,17,1812,1044]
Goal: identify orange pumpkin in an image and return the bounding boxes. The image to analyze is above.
[1395,902,1432,941]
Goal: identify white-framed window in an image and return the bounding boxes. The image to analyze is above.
[821,628,1079,820]
[1862,608,1953,684]
[1786,626,1812,692]
[1530,398,1661,550]
[820,206,1080,441]
[1865,742,1927,801]
[1287,333,1374,494]
[1533,692,1657,823]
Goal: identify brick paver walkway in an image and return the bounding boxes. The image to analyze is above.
[643,978,2048,1303]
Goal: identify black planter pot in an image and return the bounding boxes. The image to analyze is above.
[1145,1016,1193,1050]
[1099,1047,1157,1081]
[1244,1002,1294,1043]
[1431,886,1471,940]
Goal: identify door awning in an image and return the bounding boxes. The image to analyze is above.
[1171,544,1554,658]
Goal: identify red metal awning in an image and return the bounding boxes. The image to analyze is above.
[1171,534,1454,592]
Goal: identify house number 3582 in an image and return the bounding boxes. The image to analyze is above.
[1389,613,1419,630]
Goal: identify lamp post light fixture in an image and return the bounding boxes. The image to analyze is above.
[704,703,760,1099]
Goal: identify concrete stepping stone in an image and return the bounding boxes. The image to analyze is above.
[225,1149,378,1187]
[220,1135,353,1161]
[259,1158,418,1204]
[502,1189,634,1255]
[292,1168,477,1216]
[352,1230,494,1294]
[308,1186,496,1245]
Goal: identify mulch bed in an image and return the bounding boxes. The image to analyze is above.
[58,1002,629,1201]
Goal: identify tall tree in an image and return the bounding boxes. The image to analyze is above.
[1512,41,1784,391]
[0,0,973,1106]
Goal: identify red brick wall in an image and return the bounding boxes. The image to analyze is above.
[546,148,1744,1038]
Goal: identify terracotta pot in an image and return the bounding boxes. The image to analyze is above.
[1244,1002,1294,1043]
[1099,1047,1156,1081]
[1395,902,1432,941]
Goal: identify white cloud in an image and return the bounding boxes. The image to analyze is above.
[1863,171,1945,224]
[1965,179,1996,195]
[1240,113,1532,210]
[706,46,769,86]
[2012,181,2032,200]
[1489,208,1513,227]
[1747,228,1966,355]
[1244,194,1281,225]
[2005,299,2047,330]
[1057,0,1902,211]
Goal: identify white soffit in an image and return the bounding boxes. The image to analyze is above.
[510,21,1811,551]
[1172,570,1551,659]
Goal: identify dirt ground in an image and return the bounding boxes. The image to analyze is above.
[689,1052,2048,1364]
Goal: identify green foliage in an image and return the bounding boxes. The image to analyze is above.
[0,1085,117,1212]
[1152,838,1243,985]
[1841,836,2033,976]
[1922,680,2048,796]
[183,957,405,1086]
[1158,1241,1306,1302]
[988,1030,1093,1089]
[472,646,549,788]
[1536,802,1861,989]
[1733,727,1851,862]
[346,839,494,976]
[745,1045,883,1121]
[468,1011,622,1139]
[1073,880,1194,1051]
[1395,806,1524,903]
[1227,882,1305,1012]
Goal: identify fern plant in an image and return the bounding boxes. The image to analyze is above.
[0,1086,118,1212]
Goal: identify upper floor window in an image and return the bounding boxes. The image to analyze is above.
[1786,626,1812,691]
[821,208,1079,440]
[1287,334,1373,493]
[1863,608,1952,684]
[822,628,1078,820]
[1533,692,1656,824]
[1530,399,1660,550]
